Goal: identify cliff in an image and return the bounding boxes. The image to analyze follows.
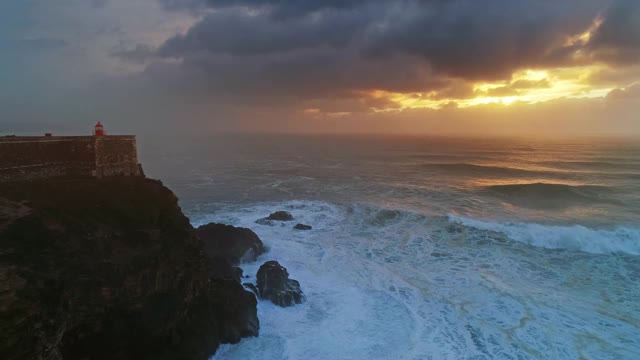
[0,177,258,359]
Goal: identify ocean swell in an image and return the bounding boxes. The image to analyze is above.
[539,160,640,172]
[484,182,614,209]
[419,163,553,178]
[449,214,640,255]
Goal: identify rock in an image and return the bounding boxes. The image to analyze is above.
[267,211,294,221]
[197,223,265,264]
[206,279,259,343]
[207,257,244,282]
[256,211,294,226]
[293,223,312,230]
[0,178,258,359]
[256,261,304,307]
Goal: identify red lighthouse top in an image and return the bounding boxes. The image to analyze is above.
[94,122,105,136]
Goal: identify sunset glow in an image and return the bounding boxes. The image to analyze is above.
[2,0,639,136]
[366,66,615,112]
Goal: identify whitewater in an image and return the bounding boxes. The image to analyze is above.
[143,134,640,359]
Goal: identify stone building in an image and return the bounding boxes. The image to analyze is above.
[0,123,143,182]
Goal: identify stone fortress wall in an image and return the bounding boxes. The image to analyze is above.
[0,135,142,182]
[94,136,141,177]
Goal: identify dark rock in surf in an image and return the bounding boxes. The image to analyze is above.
[256,211,294,226]
[267,211,294,221]
[293,223,312,230]
[196,223,265,264]
[256,261,304,307]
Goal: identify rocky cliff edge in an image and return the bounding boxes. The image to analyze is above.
[0,177,258,360]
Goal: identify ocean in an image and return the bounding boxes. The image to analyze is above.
[144,134,640,359]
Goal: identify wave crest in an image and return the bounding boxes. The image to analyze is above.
[449,215,640,255]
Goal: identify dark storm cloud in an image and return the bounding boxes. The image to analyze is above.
[157,7,366,56]
[127,0,639,100]
[588,0,640,64]
[139,46,449,101]
[160,0,369,18]
[365,0,607,79]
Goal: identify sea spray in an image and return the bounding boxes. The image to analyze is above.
[448,214,640,255]
[206,200,640,359]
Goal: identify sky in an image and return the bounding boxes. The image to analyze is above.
[1,0,639,137]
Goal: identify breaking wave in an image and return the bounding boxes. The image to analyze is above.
[449,214,640,255]
[207,200,640,359]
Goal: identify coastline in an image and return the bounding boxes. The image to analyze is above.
[0,177,261,359]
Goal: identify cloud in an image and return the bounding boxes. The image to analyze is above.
[428,81,476,100]
[365,1,607,79]
[480,78,551,97]
[510,79,552,89]
[588,0,640,65]
[111,44,155,64]
[587,65,640,86]
[3,0,640,136]
[0,37,68,52]
[136,47,449,102]
[606,83,640,100]
[157,7,365,56]
[159,0,369,18]
[98,0,640,130]
[92,0,110,8]
[134,0,634,101]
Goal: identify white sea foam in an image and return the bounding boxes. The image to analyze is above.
[448,214,640,255]
[154,135,640,359]
[208,200,640,360]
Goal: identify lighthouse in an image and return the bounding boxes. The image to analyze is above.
[94,122,105,136]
